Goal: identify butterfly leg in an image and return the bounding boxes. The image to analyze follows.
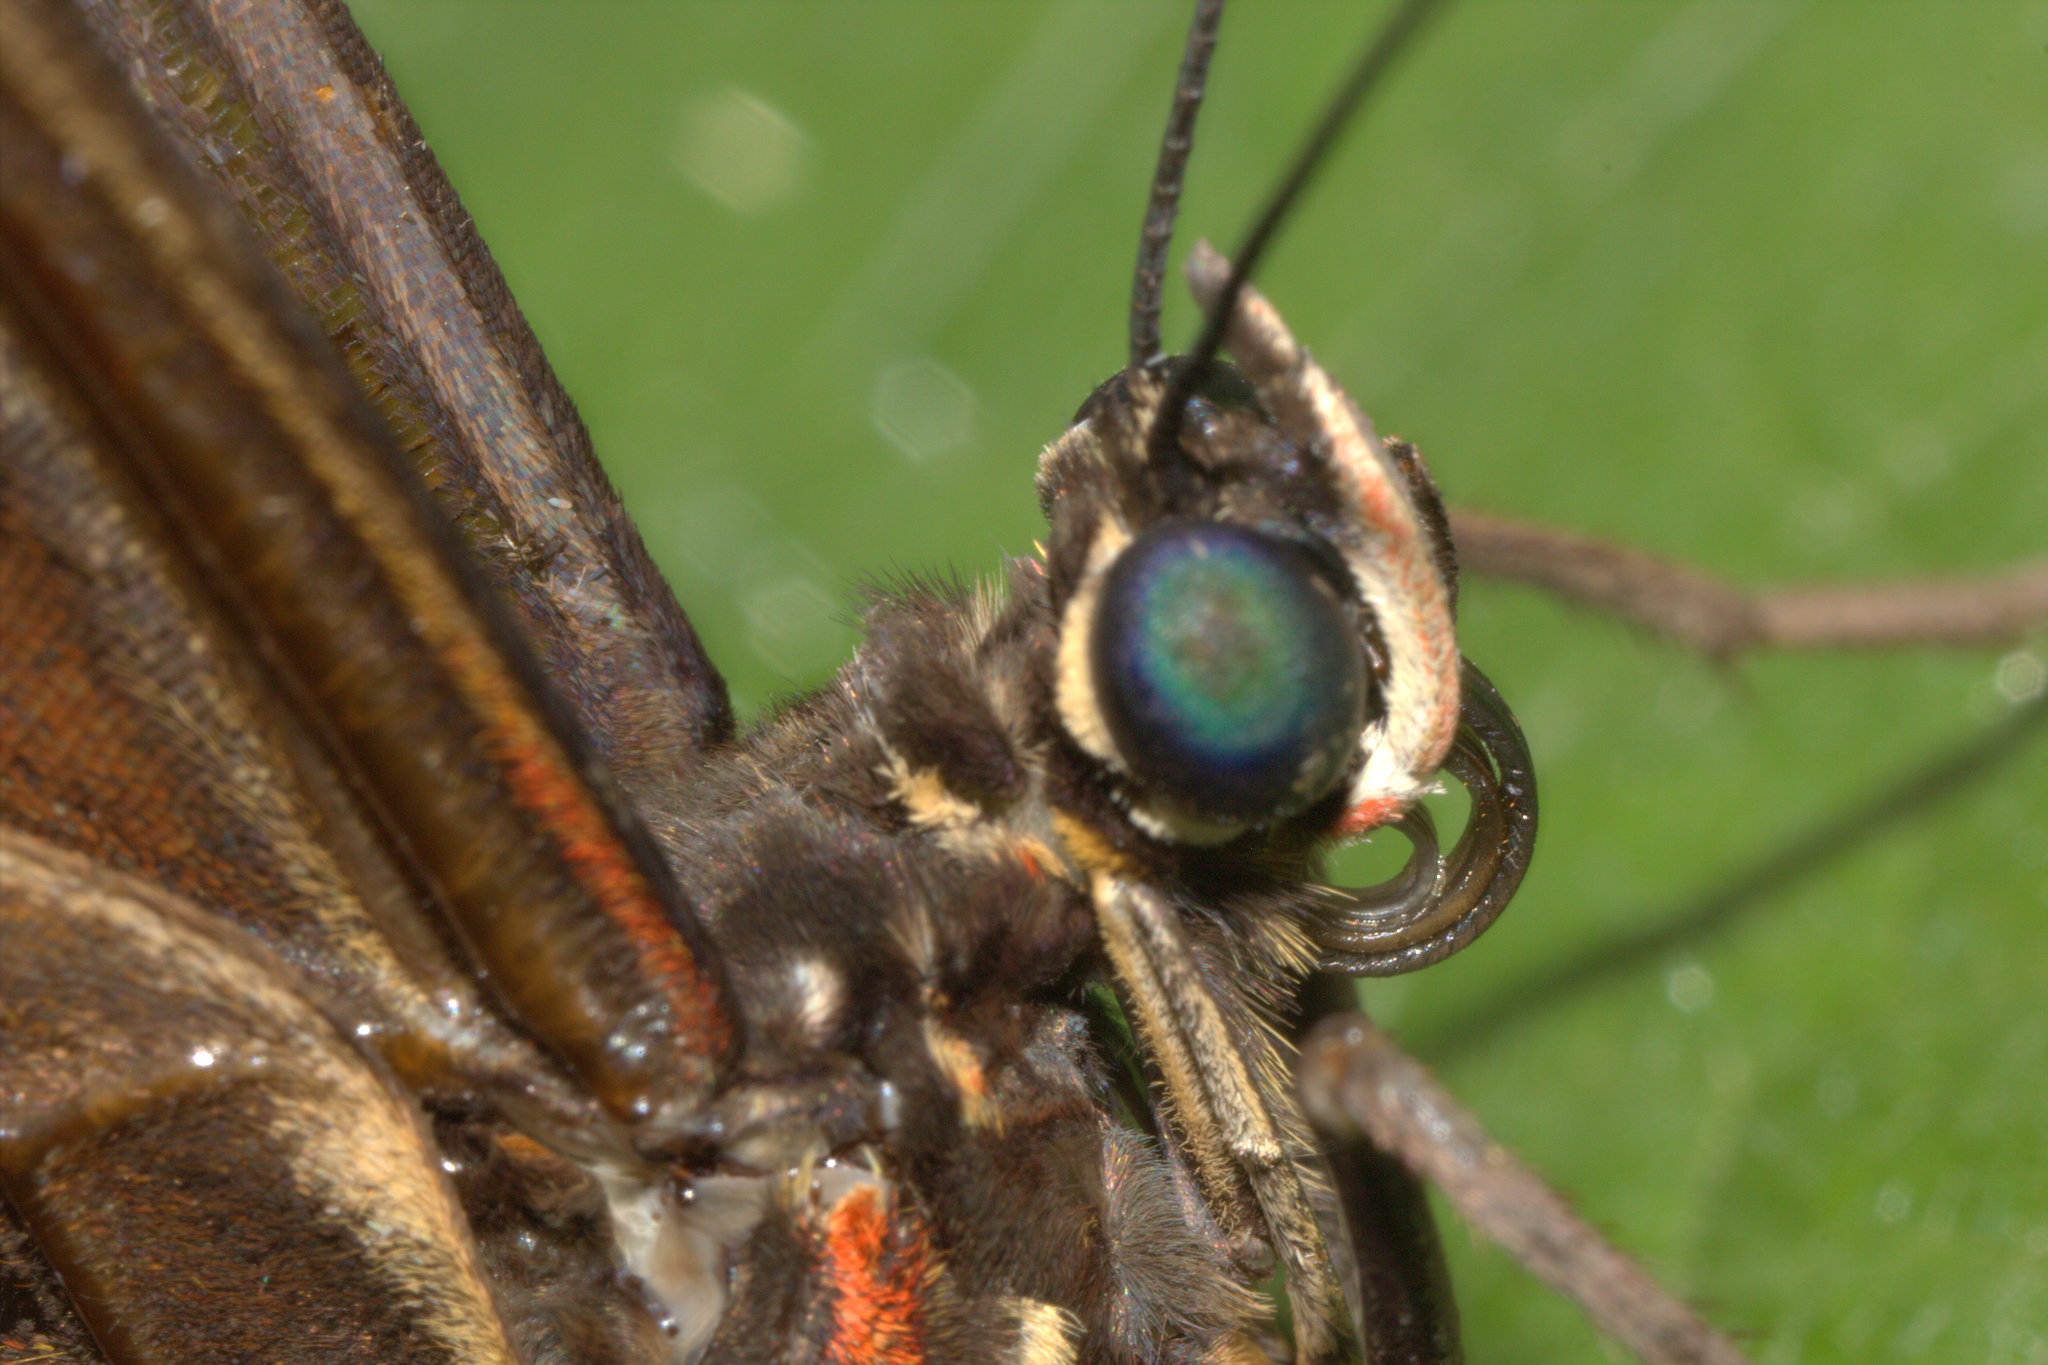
[1294,976,1463,1365]
[1451,510,2048,656]
[1297,1011,1753,1365]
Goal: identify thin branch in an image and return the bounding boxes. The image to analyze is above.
[1450,508,2048,655]
[1299,1014,1755,1365]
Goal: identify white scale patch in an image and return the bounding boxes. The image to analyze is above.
[786,955,844,1047]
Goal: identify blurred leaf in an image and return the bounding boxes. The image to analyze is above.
[353,2,2048,1360]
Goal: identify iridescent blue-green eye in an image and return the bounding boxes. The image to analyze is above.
[1089,521,1366,824]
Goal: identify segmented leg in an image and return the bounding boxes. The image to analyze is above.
[1297,1012,1753,1365]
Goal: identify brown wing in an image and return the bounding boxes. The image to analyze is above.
[1,831,526,1363]
[1,0,733,1354]
[74,0,736,837]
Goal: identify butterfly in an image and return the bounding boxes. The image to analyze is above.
[4,0,2043,1361]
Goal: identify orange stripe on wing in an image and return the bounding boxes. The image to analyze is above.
[458,633,730,1057]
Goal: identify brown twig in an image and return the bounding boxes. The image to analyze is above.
[1299,1014,1755,1365]
[1449,508,2048,656]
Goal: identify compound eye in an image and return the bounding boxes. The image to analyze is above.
[1089,521,1366,824]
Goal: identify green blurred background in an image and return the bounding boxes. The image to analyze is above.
[348,2,2047,1359]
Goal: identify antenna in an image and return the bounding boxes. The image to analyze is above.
[1147,0,1451,471]
[1129,0,1226,366]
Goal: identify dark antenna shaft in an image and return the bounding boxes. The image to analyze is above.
[1148,0,1452,468]
[1130,0,1227,365]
